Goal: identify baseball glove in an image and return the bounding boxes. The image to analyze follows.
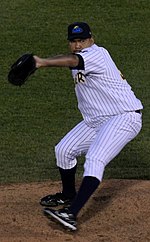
[8,53,36,86]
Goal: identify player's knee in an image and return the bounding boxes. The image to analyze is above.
[55,142,72,160]
[55,142,64,159]
[55,142,77,169]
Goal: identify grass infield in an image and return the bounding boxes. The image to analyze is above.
[0,0,149,184]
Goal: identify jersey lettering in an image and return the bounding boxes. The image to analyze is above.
[74,71,86,84]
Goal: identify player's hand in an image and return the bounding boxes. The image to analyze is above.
[33,55,44,69]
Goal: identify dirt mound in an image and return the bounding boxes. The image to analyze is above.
[0,179,149,242]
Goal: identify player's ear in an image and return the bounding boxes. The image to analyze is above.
[90,37,94,44]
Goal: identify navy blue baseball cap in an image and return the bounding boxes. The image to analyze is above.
[67,22,92,41]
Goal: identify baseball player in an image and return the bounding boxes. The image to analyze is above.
[34,22,143,231]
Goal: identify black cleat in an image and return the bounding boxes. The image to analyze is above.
[44,207,77,231]
[40,192,74,207]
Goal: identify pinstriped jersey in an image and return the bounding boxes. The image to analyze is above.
[71,44,143,127]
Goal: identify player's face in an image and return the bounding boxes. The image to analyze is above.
[69,38,94,53]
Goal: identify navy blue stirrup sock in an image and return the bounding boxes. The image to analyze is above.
[59,165,77,199]
[69,176,100,217]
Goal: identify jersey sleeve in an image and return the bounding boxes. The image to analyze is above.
[77,48,106,75]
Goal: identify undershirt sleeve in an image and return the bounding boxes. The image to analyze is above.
[70,54,85,70]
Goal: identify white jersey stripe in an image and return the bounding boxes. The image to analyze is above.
[72,44,143,127]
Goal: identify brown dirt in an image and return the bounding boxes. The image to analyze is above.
[0,179,150,242]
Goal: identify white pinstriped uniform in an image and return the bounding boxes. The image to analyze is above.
[55,44,143,181]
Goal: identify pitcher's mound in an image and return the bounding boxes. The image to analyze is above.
[0,179,149,242]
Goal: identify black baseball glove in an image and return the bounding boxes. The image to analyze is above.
[8,53,37,86]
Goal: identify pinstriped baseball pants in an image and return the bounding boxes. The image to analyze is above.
[55,112,142,181]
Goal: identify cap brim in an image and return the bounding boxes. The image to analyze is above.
[68,34,92,41]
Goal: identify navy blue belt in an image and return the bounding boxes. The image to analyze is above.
[135,110,142,114]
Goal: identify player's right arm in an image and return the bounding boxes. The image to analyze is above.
[34,54,79,69]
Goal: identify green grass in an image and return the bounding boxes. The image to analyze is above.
[0,0,149,184]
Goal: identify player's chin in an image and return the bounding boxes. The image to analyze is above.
[73,50,81,53]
